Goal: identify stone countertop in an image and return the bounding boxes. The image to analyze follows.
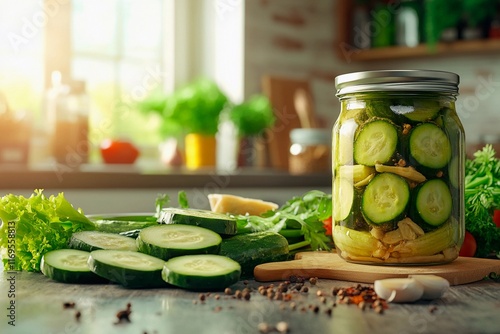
[1,271,499,334]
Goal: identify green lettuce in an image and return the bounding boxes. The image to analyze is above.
[0,190,95,272]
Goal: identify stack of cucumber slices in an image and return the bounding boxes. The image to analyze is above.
[40,209,246,291]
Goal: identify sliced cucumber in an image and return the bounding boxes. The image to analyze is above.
[69,231,138,252]
[365,99,398,121]
[354,119,398,166]
[362,173,410,227]
[90,214,157,233]
[402,99,440,122]
[158,208,237,236]
[162,254,241,291]
[41,249,106,284]
[413,179,452,227]
[88,249,166,288]
[409,123,451,169]
[219,232,288,277]
[137,224,222,261]
[333,176,354,221]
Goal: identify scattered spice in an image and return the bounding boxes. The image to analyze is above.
[199,293,206,302]
[242,290,251,301]
[75,311,81,321]
[300,286,309,293]
[63,302,76,309]
[115,303,132,324]
[214,294,220,300]
[325,308,332,316]
[309,277,318,285]
[214,306,222,313]
[224,288,232,295]
[429,306,438,314]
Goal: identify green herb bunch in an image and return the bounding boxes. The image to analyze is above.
[465,145,500,257]
[229,95,275,137]
[138,78,228,137]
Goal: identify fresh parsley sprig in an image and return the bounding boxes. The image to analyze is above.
[234,190,333,251]
[465,144,500,257]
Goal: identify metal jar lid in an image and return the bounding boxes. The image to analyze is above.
[335,70,459,96]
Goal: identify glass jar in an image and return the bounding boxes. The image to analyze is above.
[332,70,464,265]
[289,128,330,175]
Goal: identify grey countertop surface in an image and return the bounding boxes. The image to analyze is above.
[1,270,499,334]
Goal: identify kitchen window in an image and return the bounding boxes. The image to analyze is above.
[0,0,172,165]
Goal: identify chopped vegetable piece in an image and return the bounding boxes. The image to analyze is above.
[41,249,106,284]
[69,231,138,252]
[362,173,410,226]
[158,208,237,236]
[162,254,241,291]
[88,249,166,288]
[137,224,222,260]
[353,119,398,166]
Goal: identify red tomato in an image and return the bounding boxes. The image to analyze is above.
[493,210,500,228]
[322,216,332,236]
[100,139,139,164]
[459,231,477,257]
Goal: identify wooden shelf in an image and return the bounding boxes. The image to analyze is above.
[335,1,500,62]
[343,39,500,62]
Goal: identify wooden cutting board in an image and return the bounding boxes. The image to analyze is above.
[254,252,500,285]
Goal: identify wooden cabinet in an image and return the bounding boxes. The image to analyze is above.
[335,1,500,62]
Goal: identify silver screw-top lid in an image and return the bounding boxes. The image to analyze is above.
[335,70,459,96]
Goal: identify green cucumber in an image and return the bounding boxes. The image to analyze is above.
[88,249,166,288]
[399,99,441,122]
[162,254,241,291]
[409,123,451,169]
[41,249,106,284]
[69,231,138,252]
[158,208,237,236]
[90,214,157,233]
[354,119,398,166]
[137,224,222,261]
[365,99,398,121]
[361,173,410,228]
[412,179,452,227]
[333,176,354,221]
[219,232,288,277]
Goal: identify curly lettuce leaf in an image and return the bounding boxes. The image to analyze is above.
[0,190,95,272]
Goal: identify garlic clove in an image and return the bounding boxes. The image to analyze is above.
[374,278,424,303]
[408,274,450,300]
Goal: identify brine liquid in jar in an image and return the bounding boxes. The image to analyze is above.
[332,70,464,265]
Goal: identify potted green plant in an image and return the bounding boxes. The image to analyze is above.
[138,78,228,169]
[228,95,275,167]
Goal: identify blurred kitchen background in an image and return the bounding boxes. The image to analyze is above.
[1,0,500,211]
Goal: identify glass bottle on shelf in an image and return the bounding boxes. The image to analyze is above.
[51,80,90,166]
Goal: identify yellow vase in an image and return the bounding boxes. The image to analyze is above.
[184,133,216,169]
